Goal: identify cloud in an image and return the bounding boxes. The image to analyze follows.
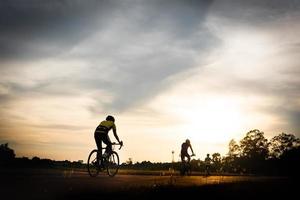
[1,0,299,119]
[0,0,220,113]
[0,0,117,60]
[209,0,300,27]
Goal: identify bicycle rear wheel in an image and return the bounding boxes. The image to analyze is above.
[87,150,100,177]
[106,151,119,177]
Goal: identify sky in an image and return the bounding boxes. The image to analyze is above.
[0,0,300,163]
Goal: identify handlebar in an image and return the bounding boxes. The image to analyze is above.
[111,142,123,150]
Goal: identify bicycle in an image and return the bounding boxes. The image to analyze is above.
[204,164,211,176]
[179,154,195,176]
[180,161,192,176]
[87,142,123,177]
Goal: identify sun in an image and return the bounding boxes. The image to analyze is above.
[174,96,244,143]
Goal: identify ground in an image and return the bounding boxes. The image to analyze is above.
[0,168,296,200]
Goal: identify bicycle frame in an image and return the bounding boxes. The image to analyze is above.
[87,142,123,177]
[102,142,123,151]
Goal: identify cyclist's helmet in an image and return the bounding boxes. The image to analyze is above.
[106,115,115,122]
[186,139,190,144]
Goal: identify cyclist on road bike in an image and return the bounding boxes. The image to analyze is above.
[94,115,123,164]
[205,153,212,176]
[181,139,195,163]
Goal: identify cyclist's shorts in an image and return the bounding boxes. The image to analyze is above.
[181,151,189,157]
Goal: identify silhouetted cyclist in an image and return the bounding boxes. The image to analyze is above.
[94,115,123,165]
[205,153,212,176]
[181,139,195,163]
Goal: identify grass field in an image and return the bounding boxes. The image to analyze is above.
[0,168,296,200]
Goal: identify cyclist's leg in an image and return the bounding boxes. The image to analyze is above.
[181,150,189,162]
[187,154,191,163]
[181,153,190,175]
[101,134,112,155]
[187,155,192,174]
[94,132,102,161]
[181,153,185,163]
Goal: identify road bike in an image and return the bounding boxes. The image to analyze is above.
[87,142,123,177]
[179,154,195,176]
[204,164,211,176]
[180,161,192,176]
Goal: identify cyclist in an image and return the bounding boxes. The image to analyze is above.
[181,139,195,163]
[94,115,123,165]
[204,153,212,176]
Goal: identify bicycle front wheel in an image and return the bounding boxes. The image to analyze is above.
[106,151,119,177]
[87,150,100,177]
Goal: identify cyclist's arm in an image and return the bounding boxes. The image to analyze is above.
[112,125,121,143]
[189,144,195,154]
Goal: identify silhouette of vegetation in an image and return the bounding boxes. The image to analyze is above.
[0,143,86,170]
[118,130,300,177]
[1,129,299,176]
[0,143,15,166]
[223,129,300,176]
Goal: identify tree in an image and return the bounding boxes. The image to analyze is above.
[0,143,15,164]
[269,133,300,158]
[268,133,300,176]
[228,139,240,157]
[212,153,221,172]
[240,129,269,160]
[224,139,242,173]
[239,129,269,173]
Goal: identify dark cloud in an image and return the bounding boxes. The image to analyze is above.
[0,0,215,61]
[0,0,116,60]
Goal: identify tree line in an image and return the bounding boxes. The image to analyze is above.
[1,129,300,176]
[119,129,300,176]
[223,129,300,175]
[0,143,85,169]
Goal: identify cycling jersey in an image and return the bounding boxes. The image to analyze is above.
[205,157,211,165]
[95,120,116,135]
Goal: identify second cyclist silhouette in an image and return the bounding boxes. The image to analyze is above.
[181,139,195,163]
[94,115,123,167]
